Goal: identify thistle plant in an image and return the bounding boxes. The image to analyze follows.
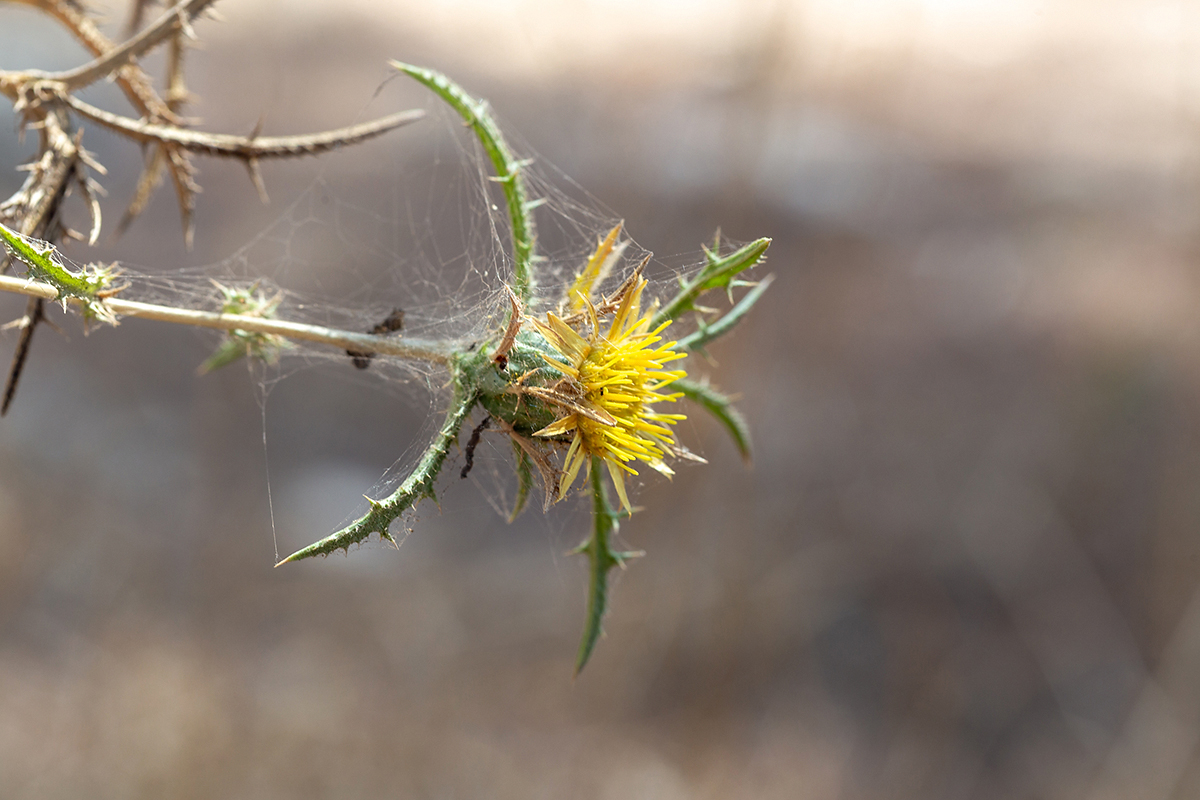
[0,1,772,672]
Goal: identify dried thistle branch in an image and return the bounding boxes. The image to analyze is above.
[9,0,184,124]
[0,103,78,413]
[1,298,42,415]
[124,0,157,36]
[7,0,205,240]
[72,160,103,246]
[61,95,427,159]
[119,19,192,234]
[0,271,457,365]
[0,1,426,411]
[31,0,217,93]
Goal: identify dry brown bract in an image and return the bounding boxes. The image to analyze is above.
[0,0,426,415]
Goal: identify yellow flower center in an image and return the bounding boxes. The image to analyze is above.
[527,276,686,510]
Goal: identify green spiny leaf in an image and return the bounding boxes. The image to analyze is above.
[673,378,753,463]
[676,273,774,354]
[575,458,623,675]
[509,442,533,523]
[198,282,287,372]
[0,222,117,322]
[277,364,478,565]
[651,237,770,328]
[199,338,253,374]
[392,61,538,304]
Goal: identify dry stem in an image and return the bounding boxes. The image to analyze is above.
[63,96,426,159]
[0,273,456,365]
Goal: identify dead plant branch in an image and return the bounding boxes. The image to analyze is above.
[62,95,426,159]
[10,0,183,123]
[34,0,218,93]
[0,273,458,365]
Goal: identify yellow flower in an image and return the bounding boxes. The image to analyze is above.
[527,274,687,511]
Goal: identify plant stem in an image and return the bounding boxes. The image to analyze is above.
[576,458,621,674]
[0,273,457,365]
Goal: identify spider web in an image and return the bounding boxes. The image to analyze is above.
[64,77,735,556]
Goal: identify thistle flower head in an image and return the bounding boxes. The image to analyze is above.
[528,272,687,511]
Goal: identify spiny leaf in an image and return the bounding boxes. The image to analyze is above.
[509,442,533,523]
[0,222,116,321]
[575,458,624,674]
[651,237,770,329]
[277,367,478,565]
[198,338,253,374]
[197,331,288,374]
[676,273,774,354]
[392,61,538,304]
[673,378,753,463]
[198,282,287,372]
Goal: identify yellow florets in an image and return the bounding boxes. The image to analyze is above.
[527,274,687,511]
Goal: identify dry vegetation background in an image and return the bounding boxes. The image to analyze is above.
[2,0,1200,797]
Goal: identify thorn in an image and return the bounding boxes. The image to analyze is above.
[178,13,198,40]
[76,143,107,176]
[612,549,646,568]
[39,314,66,340]
[612,505,640,520]
[245,158,269,204]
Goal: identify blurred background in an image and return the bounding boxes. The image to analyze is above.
[3,0,1200,797]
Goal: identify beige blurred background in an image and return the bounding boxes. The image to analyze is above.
[4,0,1200,797]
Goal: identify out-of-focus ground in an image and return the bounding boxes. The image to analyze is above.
[3,0,1200,797]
